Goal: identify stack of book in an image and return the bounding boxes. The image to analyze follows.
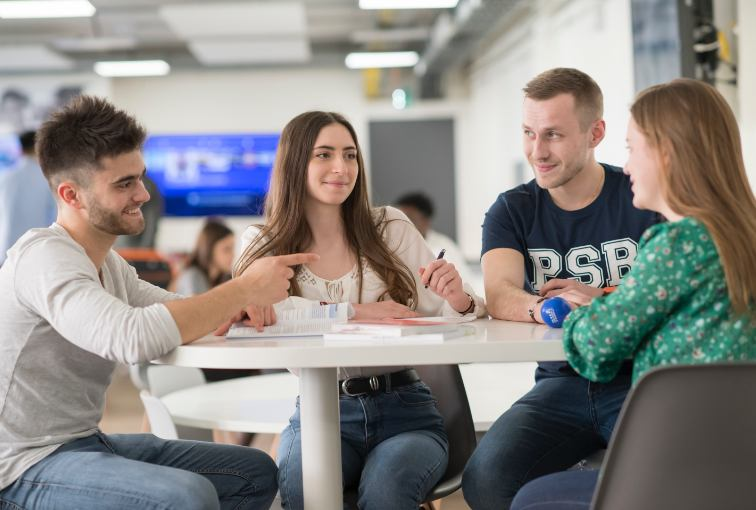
[324,317,476,343]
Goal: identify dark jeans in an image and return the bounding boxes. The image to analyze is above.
[277,381,449,510]
[0,431,278,510]
[510,470,599,510]
[461,373,630,510]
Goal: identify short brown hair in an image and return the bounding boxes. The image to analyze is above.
[523,68,603,129]
[36,95,146,188]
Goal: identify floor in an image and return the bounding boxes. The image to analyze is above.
[99,365,473,509]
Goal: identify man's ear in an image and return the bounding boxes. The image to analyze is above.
[588,119,606,148]
[57,181,85,209]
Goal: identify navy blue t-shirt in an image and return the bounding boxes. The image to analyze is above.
[482,164,660,377]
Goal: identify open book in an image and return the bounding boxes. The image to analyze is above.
[226,297,350,339]
[324,325,476,343]
[327,315,477,338]
[323,316,475,343]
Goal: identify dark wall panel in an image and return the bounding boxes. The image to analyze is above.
[368,118,457,240]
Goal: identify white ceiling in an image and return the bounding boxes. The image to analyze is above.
[0,0,447,72]
[0,0,527,101]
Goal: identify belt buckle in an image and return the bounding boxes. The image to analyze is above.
[340,377,365,396]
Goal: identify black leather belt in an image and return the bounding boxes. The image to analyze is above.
[339,368,420,396]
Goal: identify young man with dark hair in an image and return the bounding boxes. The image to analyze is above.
[461,68,659,509]
[0,96,317,509]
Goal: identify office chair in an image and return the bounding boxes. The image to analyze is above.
[140,365,213,442]
[344,364,477,510]
[592,363,756,510]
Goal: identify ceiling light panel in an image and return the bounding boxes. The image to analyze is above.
[52,37,137,52]
[350,27,430,44]
[0,45,73,70]
[345,51,419,69]
[0,1,95,19]
[359,0,459,9]
[189,39,311,66]
[94,59,170,77]
[159,2,306,38]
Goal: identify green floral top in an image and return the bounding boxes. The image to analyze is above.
[563,217,756,384]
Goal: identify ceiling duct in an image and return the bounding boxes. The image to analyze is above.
[416,0,525,97]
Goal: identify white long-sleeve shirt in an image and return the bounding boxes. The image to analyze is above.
[241,206,486,379]
[0,223,182,490]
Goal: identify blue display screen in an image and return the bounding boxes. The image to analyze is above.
[0,133,21,173]
[143,133,279,216]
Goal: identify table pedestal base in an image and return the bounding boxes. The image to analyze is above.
[300,367,342,510]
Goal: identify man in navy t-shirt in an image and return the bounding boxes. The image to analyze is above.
[461,68,658,509]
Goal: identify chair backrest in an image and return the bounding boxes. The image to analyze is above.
[129,363,150,391]
[139,390,180,439]
[414,364,477,501]
[592,363,756,510]
[139,389,214,442]
[146,365,206,398]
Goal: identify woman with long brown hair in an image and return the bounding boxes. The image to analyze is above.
[235,111,485,510]
[510,78,756,509]
[175,219,235,296]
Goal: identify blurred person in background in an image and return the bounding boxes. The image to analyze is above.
[395,191,475,286]
[175,219,235,296]
[0,130,56,266]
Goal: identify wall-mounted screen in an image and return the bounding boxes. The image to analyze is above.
[143,133,279,216]
[0,133,21,173]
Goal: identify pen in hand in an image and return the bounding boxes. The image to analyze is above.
[425,249,446,288]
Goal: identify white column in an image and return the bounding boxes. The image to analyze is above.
[299,367,342,510]
[737,0,756,191]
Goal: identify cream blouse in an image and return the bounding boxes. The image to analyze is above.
[240,206,486,378]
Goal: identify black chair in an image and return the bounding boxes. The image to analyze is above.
[345,364,477,509]
[592,363,756,510]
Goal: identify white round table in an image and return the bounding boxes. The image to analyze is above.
[156,318,564,510]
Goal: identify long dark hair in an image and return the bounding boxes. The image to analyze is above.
[234,111,417,306]
[186,220,234,288]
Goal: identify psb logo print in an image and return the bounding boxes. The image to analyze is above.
[528,238,638,291]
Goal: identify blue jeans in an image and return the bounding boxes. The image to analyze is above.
[510,470,598,510]
[0,431,278,510]
[277,381,449,510]
[462,372,630,510]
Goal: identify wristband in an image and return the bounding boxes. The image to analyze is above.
[461,293,475,314]
[528,297,547,322]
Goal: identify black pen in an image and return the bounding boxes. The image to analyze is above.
[425,249,446,288]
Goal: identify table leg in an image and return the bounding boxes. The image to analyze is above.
[299,367,342,510]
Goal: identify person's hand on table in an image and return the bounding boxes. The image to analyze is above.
[540,278,602,302]
[213,310,246,336]
[213,253,318,335]
[558,290,595,307]
[242,304,277,332]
